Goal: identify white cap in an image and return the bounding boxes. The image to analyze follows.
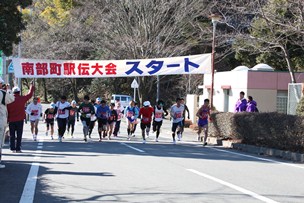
[50,103,55,108]
[143,101,150,107]
[71,100,77,105]
[96,97,101,102]
[12,86,21,93]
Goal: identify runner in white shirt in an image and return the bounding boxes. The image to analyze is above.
[152,100,168,142]
[113,101,124,137]
[26,97,42,141]
[170,98,185,144]
[55,95,71,142]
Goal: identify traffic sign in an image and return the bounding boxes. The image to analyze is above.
[131,79,139,88]
[8,62,14,73]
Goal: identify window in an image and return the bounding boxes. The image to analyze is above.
[277,91,288,114]
[121,96,127,101]
[115,96,120,101]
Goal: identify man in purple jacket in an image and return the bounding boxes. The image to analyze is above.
[235,91,247,112]
[246,96,258,112]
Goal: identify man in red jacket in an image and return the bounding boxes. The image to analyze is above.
[139,101,154,144]
[7,81,35,152]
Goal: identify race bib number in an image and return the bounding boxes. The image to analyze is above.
[82,107,90,113]
[32,110,38,116]
[58,109,65,115]
[175,112,182,118]
[155,112,162,118]
[127,111,134,117]
[47,114,54,119]
[70,110,75,116]
[142,117,149,122]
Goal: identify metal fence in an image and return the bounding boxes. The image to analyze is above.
[287,83,302,115]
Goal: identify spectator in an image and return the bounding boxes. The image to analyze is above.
[235,91,247,112]
[0,79,15,168]
[246,96,258,112]
[7,81,35,153]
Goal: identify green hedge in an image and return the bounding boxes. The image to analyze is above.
[209,112,304,153]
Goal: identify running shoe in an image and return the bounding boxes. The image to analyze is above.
[33,135,37,141]
[99,139,102,142]
[16,150,22,153]
[45,131,48,136]
[177,133,181,141]
[59,137,62,142]
[142,140,146,144]
[51,135,54,140]
[173,140,176,144]
[155,138,159,142]
[84,137,87,142]
[132,134,135,137]
[203,142,207,146]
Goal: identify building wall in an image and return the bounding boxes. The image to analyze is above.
[202,71,248,112]
[247,89,277,112]
[201,71,304,113]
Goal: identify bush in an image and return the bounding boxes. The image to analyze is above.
[209,112,304,153]
[296,96,304,116]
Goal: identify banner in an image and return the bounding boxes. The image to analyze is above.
[12,54,211,78]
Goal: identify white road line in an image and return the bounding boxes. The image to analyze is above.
[120,143,145,153]
[20,143,44,203]
[19,163,40,203]
[187,169,279,203]
[210,147,304,169]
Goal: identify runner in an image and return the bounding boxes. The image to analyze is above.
[113,101,124,137]
[131,101,140,137]
[152,99,168,142]
[196,99,210,146]
[78,95,95,142]
[67,100,79,138]
[88,99,98,138]
[55,96,71,142]
[26,97,42,141]
[170,98,185,144]
[125,100,139,140]
[180,97,190,140]
[107,103,118,140]
[96,100,110,141]
[43,103,56,140]
[138,101,154,144]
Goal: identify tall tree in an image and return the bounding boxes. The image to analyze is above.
[231,0,304,83]
[0,0,32,55]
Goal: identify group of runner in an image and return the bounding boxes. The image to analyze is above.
[25,95,211,145]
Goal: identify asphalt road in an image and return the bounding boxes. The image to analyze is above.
[1,105,304,203]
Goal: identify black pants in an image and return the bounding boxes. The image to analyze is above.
[153,120,163,138]
[113,120,121,136]
[67,119,75,135]
[9,120,24,151]
[57,118,68,138]
[88,120,96,136]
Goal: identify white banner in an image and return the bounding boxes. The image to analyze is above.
[12,54,211,78]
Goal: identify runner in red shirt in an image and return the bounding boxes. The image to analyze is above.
[139,101,154,144]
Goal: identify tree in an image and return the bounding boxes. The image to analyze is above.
[0,0,32,55]
[231,0,304,83]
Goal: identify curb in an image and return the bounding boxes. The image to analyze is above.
[232,143,304,163]
[207,137,304,163]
